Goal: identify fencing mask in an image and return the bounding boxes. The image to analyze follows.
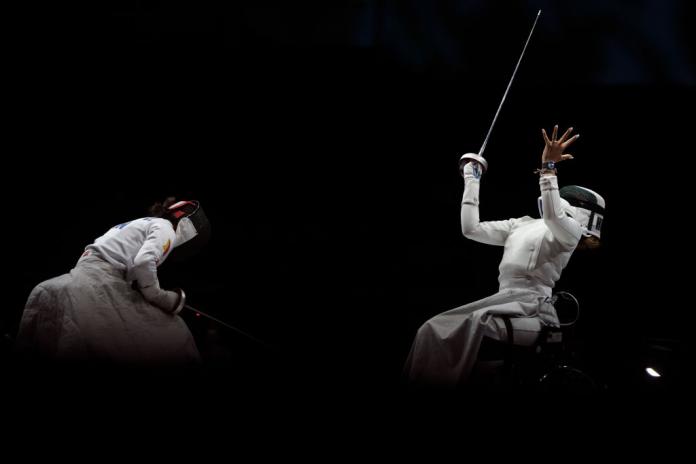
[166,200,211,260]
[537,186,605,239]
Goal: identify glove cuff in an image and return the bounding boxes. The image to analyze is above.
[462,162,482,182]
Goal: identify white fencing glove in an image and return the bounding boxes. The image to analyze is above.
[139,284,185,315]
[462,160,483,181]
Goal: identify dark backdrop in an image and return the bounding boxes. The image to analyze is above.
[4,1,694,400]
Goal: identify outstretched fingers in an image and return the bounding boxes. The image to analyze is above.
[561,133,580,148]
[558,126,573,143]
[542,128,551,145]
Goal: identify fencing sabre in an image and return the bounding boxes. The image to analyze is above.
[459,9,542,174]
[183,304,271,349]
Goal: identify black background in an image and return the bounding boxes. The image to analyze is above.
[3,1,695,404]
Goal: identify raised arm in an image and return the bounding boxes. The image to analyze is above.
[539,125,583,248]
[460,160,514,246]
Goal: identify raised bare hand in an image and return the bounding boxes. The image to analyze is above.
[541,125,579,164]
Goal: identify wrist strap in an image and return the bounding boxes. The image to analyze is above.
[535,161,557,175]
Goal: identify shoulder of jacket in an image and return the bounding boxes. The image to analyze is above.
[145,217,175,234]
[148,217,171,226]
[512,215,535,224]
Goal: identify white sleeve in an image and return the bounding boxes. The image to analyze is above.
[539,174,582,249]
[460,177,514,246]
[132,220,176,288]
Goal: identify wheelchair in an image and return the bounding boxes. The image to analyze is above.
[471,292,600,393]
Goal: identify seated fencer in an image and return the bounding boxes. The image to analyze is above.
[403,125,605,387]
[15,198,210,366]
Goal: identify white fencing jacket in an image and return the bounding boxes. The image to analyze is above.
[404,173,586,386]
[83,217,177,288]
[461,173,583,300]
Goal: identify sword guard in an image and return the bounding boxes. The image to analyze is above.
[459,153,488,176]
[172,288,186,315]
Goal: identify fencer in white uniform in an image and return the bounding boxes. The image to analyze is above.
[404,125,605,387]
[15,199,209,366]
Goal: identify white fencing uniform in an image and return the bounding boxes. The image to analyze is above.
[15,218,200,365]
[404,171,583,386]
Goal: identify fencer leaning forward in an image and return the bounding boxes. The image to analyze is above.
[15,198,210,366]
